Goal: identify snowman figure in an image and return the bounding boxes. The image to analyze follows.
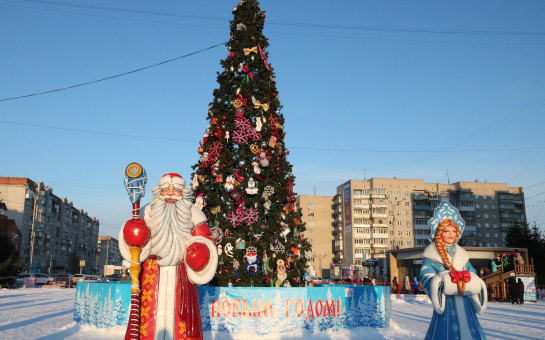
[256,117,263,132]
[245,177,258,195]
[195,193,205,210]
[199,152,209,163]
[244,247,260,276]
[259,151,269,167]
[224,175,235,192]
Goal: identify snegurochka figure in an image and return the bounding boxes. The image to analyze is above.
[420,201,488,340]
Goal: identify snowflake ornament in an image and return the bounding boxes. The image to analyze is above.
[274,242,285,254]
[263,185,275,197]
[226,211,242,228]
[242,207,259,226]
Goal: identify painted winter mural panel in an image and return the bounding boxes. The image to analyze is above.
[73,281,130,327]
[73,283,390,333]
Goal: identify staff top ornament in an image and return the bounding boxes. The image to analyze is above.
[427,201,466,243]
[124,162,147,204]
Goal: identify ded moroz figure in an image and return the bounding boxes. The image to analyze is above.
[419,201,488,340]
[120,172,218,340]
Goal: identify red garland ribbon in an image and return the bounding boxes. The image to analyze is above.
[233,169,244,182]
[450,270,471,284]
[286,179,294,196]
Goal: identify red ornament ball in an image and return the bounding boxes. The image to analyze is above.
[272,92,277,98]
[261,14,266,19]
[123,218,150,247]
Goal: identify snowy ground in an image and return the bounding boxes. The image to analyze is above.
[0,288,543,340]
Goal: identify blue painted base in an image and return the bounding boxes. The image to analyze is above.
[74,282,391,334]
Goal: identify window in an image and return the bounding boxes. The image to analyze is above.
[485,223,489,228]
[483,195,487,199]
[493,233,498,238]
[307,204,314,209]
[406,231,411,236]
[484,204,488,209]
[405,192,409,197]
[476,222,481,228]
[397,211,402,216]
[397,220,402,225]
[406,221,411,227]
[407,241,412,246]
[309,239,315,244]
[307,212,315,217]
[308,221,315,226]
[492,204,496,209]
[405,201,410,206]
[406,211,411,216]
[493,223,498,229]
[388,191,392,196]
[485,233,490,238]
[398,231,403,236]
[484,214,489,218]
[475,204,480,208]
[397,191,401,196]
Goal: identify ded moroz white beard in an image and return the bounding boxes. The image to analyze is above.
[145,186,194,267]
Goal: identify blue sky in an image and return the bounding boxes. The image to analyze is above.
[1,0,544,237]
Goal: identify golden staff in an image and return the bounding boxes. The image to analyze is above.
[122,162,149,340]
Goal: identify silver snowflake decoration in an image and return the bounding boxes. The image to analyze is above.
[274,242,285,254]
[263,185,275,197]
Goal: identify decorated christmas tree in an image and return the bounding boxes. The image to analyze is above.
[191,0,311,287]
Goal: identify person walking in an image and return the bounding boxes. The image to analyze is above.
[508,274,517,304]
[391,276,398,294]
[516,278,525,304]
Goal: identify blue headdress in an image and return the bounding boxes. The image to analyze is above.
[427,201,465,243]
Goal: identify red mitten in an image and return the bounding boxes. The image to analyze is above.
[186,242,210,272]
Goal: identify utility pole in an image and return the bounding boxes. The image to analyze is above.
[29,183,38,272]
[105,238,110,276]
[446,170,450,184]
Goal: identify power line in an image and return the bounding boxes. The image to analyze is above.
[24,0,545,36]
[526,181,545,189]
[527,192,545,200]
[0,119,544,154]
[0,41,226,102]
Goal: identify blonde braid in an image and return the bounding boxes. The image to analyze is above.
[434,219,465,295]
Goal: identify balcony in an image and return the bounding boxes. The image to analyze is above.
[371,213,387,219]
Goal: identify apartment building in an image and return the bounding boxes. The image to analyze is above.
[296,195,334,278]
[0,177,100,273]
[334,178,526,265]
[96,236,122,276]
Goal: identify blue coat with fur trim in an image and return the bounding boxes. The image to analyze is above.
[419,244,487,340]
